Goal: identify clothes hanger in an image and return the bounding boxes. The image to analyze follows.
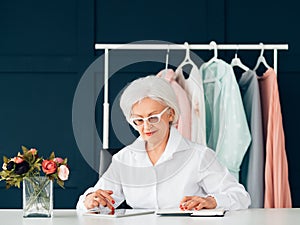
[230,48,249,71]
[204,41,218,68]
[253,43,271,71]
[176,42,198,69]
[161,45,170,78]
[165,46,170,71]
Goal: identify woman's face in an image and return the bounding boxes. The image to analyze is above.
[130,97,174,149]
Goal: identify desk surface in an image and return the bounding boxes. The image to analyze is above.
[1,208,300,225]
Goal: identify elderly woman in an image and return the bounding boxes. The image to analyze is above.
[76,75,251,211]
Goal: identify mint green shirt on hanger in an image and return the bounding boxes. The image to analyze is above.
[199,60,251,180]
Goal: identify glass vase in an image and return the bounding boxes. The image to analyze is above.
[23,176,53,218]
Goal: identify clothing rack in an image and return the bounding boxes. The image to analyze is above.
[94,42,289,150]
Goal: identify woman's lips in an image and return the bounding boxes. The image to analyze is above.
[145,130,156,136]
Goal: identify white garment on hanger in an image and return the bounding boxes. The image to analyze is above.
[175,65,206,146]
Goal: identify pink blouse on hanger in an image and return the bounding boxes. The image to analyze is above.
[157,69,191,140]
[258,68,292,208]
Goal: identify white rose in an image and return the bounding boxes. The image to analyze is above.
[57,165,69,181]
[2,163,7,170]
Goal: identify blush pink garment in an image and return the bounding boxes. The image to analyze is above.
[157,69,191,140]
[258,68,292,208]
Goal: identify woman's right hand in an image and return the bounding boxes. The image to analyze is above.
[84,189,115,210]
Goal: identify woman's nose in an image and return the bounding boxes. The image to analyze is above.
[143,120,152,129]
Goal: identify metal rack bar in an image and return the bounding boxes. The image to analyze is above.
[95,42,289,150]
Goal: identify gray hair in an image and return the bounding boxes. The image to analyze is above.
[120,75,180,125]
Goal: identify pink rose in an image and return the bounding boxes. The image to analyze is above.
[57,165,69,181]
[28,148,37,155]
[42,160,57,174]
[13,156,24,164]
[53,157,64,164]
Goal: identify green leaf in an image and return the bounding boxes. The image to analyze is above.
[3,156,8,163]
[57,179,65,189]
[49,152,55,160]
[21,145,29,154]
[5,183,11,189]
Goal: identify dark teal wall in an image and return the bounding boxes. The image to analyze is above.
[1,0,299,208]
[0,0,98,208]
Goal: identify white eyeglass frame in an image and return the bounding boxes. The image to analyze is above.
[129,107,170,127]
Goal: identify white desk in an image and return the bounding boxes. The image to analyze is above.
[1,208,299,225]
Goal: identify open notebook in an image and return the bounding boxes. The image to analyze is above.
[156,208,226,217]
[84,209,155,218]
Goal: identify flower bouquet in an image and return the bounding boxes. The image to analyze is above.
[0,146,70,217]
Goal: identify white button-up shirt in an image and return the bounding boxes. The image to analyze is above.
[76,127,251,211]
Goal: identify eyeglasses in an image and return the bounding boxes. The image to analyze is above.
[130,107,169,126]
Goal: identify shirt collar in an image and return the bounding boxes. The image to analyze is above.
[128,127,190,165]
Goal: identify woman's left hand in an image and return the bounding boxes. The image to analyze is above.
[179,196,217,211]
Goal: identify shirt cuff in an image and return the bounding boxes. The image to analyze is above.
[76,187,98,211]
[206,193,231,210]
